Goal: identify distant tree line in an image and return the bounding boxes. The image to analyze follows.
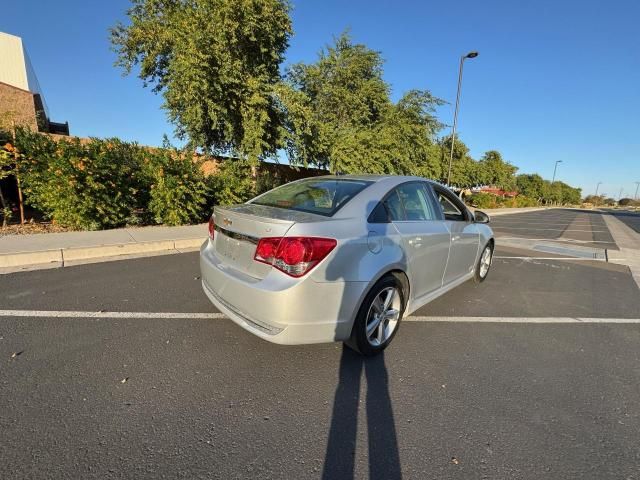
[583,195,639,207]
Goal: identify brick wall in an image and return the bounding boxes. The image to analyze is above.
[200,155,327,181]
[0,81,41,131]
[258,161,327,182]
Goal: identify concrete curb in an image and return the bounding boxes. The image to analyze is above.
[0,249,63,268]
[481,207,548,217]
[0,237,206,273]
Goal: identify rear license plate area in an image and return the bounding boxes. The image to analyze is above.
[216,233,240,261]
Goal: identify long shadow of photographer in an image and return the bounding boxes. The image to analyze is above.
[320,196,402,479]
[322,346,401,480]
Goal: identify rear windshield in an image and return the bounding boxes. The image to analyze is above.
[250,178,373,216]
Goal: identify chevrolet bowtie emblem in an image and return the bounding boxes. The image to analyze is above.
[222,217,232,226]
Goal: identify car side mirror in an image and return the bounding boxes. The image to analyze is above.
[474,210,490,224]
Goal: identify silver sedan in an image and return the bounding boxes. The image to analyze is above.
[200,175,494,355]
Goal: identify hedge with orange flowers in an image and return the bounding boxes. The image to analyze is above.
[13,129,208,229]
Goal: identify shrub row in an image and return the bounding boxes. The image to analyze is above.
[466,192,538,209]
[11,130,281,230]
[6,129,554,230]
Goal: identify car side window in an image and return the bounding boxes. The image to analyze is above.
[383,190,405,221]
[396,183,437,221]
[435,189,467,222]
[377,183,437,222]
[369,183,442,223]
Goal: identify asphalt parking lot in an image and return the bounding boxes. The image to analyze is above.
[1,209,639,479]
[608,209,640,234]
[490,208,616,249]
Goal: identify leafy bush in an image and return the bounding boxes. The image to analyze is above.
[1,142,14,226]
[15,129,209,229]
[618,198,640,207]
[143,147,208,226]
[206,160,256,206]
[18,132,145,230]
[467,192,538,209]
[516,195,538,207]
[466,192,498,209]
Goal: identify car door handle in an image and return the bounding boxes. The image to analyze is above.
[452,235,461,242]
[408,237,422,247]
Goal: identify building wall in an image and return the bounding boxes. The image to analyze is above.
[0,32,29,91]
[0,31,60,132]
[0,82,40,131]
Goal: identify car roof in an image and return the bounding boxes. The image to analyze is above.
[312,174,430,183]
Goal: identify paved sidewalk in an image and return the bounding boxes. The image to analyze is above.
[0,206,550,273]
[0,223,207,272]
[603,213,640,289]
[475,206,548,216]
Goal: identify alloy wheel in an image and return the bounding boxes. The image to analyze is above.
[479,245,492,278]
[366,286,401,347]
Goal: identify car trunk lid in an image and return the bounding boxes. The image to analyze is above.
[211,204,325,279]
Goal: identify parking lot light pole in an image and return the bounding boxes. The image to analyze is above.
[552,160,562,184]
[595,181,602,196]
[447,51,479,186]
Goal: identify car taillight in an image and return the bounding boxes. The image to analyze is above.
[208,215,215,240]
[254,237,337,277]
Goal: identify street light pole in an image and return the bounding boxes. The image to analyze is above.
[634,181,640,200]
[552,160,562,184]
[447,51,478,185]
[594,181,602,207]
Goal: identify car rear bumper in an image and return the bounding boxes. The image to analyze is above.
[199,241,368,345]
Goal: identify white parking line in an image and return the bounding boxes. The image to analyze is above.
[0,310,638,323]
[407,316,640,323]
[496,237,616,244]
[493,226,608,233]
[491,222,594,227]
[0,310,225,319]
[493,256,611,261]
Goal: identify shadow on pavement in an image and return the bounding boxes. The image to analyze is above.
[322,346,401,480]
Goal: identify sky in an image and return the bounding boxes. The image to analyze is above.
[2,0,639,198]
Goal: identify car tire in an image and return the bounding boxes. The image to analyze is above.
[345,274,406,356]
[474,241,494,283]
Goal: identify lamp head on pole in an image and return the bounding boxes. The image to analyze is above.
[465,51,479,59]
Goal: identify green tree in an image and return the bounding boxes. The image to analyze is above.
[111,0,292,162]
[618,198,640,207]
[557,181,581,205]
[439,136,483,187]
[280,32,444,175]
[516,173,545,201]
[478,150,517,190]
[583,194,604,205]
